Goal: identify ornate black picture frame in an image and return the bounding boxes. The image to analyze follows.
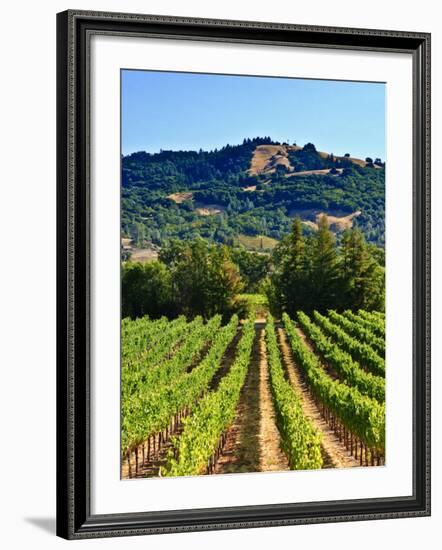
[56,9,430,540]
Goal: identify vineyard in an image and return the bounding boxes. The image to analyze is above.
[121,309,385,478]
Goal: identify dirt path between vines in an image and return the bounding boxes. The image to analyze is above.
[214,324,289,474]
[257,326,290,472]
[209,329,242,391]
[277,327,358,469]
[295,325,340,381]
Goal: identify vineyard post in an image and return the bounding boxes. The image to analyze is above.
[127,452,132,478]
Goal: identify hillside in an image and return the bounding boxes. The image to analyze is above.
[122,138,385,251]
[247,143,380,176]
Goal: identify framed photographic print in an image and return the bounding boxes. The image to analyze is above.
[56,10,431,539]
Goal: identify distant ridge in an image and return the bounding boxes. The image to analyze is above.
[121,137,385,249]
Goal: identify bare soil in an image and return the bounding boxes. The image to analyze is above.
[214,325,261,474]
[257,326,290,472]
[248,143,369,178]
[277,327,358,469]
[214,324,289,474]
[129,248,159,262]
[287,168,343,177]
[167,191,194,203]
[237,234,278,251]
[209,329,242,392]
[302,211,361,232]
[195,207,223,216]
[248,145,294,176]
[295,326,340,382]
[121,416,189,479]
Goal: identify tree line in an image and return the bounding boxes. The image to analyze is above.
[122,239,243,321]
[122,216,384,321]
[266,216,384,315]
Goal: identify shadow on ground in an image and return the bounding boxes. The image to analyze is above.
[25,517,56,535]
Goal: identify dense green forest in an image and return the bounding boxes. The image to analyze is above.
[122,138,385,248]
[122,218,384,320]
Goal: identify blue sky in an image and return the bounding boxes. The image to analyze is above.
[122,70,385,160]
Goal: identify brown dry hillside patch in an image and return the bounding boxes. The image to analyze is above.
[237,234,278,251]
[130,248,159,262]
[325,211,361,231]
[337,155,365,167]
[248,145,281,175]
[306,211,361,232]
[167,191,194,203]
[345,156,366,166]
[319,151,369,167]
[248,145,299,176]
[248,144,372,177]
[195,204,224,216]
[290,208,361,233]
[287,168,343,177]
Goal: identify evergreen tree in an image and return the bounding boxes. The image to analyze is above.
[268,217,308,315]
[340,229,384,311]
[307,215,339,312]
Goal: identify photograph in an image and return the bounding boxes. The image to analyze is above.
[120,69,386,479]
[0,0,434,543]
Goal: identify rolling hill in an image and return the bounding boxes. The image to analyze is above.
[122,137,385,252]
